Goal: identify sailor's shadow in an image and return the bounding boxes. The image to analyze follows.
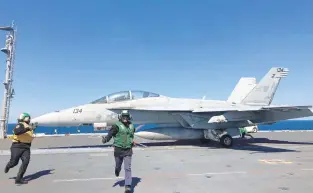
[10,169,55,181]
[113,177,141,192]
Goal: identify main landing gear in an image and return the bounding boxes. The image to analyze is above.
[203,129,233,148]
[219,134,233,148]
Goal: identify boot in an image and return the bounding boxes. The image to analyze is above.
[4,165,9,173]
[125,185,131,193]
[115,168,120,177]
[15,179,28,185]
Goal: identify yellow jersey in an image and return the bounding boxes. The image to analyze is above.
[11,122,34,143]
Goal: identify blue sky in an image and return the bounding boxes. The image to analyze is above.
[0,0,312,122]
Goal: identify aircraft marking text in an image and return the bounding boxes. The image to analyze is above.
[73,108,83,114]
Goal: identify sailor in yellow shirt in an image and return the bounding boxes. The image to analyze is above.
[4,113,36,184]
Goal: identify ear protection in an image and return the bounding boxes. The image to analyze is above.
[24,116,30,122]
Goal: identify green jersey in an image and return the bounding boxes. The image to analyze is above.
[113,121,135,149]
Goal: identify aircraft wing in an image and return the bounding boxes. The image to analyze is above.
[192,105,312,113]
[108,106,193,112]
[107,105,313,129]
[108,105,312,113]
[260,105,312,110]
[192,106,260,112]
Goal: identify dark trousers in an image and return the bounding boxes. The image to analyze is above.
[115,155,132,186]
[241,132,253,138]
[6,144,31,181]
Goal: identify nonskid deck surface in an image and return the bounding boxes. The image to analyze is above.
[0,132,313,193]
[1,131,313,151]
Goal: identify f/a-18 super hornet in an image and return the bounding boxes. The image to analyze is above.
[32,67,313,148]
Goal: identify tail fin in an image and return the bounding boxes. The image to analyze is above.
[241,67,289,106]
[227,77,256,104]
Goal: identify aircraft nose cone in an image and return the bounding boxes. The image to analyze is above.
[32,112,60,126]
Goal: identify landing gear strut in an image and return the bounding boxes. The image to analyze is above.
[203,129,233,148]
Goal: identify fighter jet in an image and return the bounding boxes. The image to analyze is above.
[31,67,313,147]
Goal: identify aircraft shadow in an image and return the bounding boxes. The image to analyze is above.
[229,137,313,154]
[37,139,209,150]
[237,137,313,145]
[112,177,141,193]
[230,143,298,154]
[39,144,114,149]
[9,169,55,181]
[37,137,308,153]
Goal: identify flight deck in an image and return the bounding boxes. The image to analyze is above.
[1,131,313,193]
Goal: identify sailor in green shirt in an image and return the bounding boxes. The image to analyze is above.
[239,127,253,138]
[101,110,136,193]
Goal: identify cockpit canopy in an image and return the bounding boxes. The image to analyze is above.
[90,90,161,104]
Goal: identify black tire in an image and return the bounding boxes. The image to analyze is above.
[220,134,233,148]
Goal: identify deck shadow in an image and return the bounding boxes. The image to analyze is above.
[9,169,55,181]
[37,137,304,153]
[113,177,141,193]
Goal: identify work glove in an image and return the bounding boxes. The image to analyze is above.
[101,136,107,144]
[30,123,38,130]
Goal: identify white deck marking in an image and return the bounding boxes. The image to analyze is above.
[53,171,247,183]
[301,168,313,171]
[53,177,123,182]
[187,171,247,176]
[89,153,108,156]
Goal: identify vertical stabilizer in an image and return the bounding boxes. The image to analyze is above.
[227,77,256,104]
[241,67,289,106]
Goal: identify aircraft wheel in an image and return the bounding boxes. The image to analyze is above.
[253,127,257,133]
[220,134,233,148]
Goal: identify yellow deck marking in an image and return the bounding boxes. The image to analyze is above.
[258,159,293,164]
